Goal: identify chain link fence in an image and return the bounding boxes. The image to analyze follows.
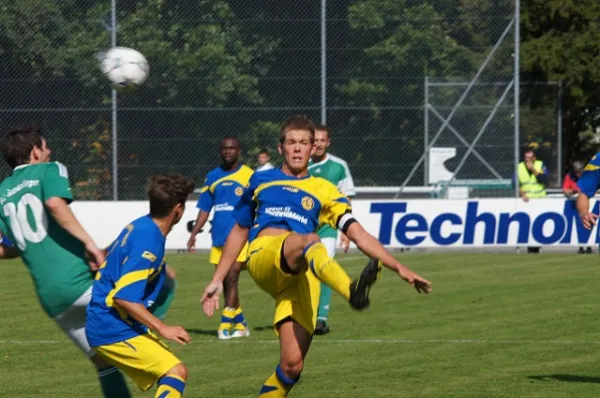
[0,1,558,200]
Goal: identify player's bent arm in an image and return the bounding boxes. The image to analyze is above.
[344,221,431,292]
[114,298,167,333]
[576,192,598,230]
[344,221,406,273]
[45,197,95,246]
[576,192,591,218]
[210,223,249,284]
[576,193,590,216]
[190,211,210,236]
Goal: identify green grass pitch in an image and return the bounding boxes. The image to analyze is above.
[2,252,600,397]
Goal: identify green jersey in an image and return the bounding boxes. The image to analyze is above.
[0,162,92,317]
[308,154,356,238]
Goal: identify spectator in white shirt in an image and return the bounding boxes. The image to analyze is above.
[256,148,274,172]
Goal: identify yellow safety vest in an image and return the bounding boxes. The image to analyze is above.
[518,160,546,198]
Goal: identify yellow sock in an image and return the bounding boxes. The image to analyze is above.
[155,375,185,397]
[304,242,351,301]
[258,365,298,397]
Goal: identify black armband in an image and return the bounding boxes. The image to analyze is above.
[337,212,357,234]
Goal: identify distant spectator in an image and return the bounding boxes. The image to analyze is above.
[256,148,274,172]
[562,160,584,197]
[518,148,548,202]
[563,160,592,254]
[517,148,548,253]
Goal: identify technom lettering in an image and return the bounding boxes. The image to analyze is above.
[370,200,600,247]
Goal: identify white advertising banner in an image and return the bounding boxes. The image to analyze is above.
[69,198,598,250]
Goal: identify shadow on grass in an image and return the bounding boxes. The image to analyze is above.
[253,325,274,332]
[528,374,600,384]
[188,328,218,336]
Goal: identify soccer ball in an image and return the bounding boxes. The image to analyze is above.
[100,47,149,90]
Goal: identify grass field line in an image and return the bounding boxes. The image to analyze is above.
[6,338,600,346]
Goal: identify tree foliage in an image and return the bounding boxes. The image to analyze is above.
[0,0,595,196]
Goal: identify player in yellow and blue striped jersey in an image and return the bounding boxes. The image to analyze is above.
[187,137,253,340]
[577,153,600,229]
[86,174,195,398]
[201,115,432,397]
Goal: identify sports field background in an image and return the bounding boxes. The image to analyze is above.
[2,252,600,397]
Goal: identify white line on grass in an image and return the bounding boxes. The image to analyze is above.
[5,338,600,345]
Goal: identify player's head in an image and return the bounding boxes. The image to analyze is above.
[278,115,316,175]
[524,148,536,162]
[148,174,195,228]
[0,124,51,169]
[257,149,270,166]
[220,137,241,166]
[313,124,331,158]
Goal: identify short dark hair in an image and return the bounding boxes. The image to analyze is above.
[1,125,44,168]
[314,123,329,137]
[148,174,195,218]
[524,148,536,157]
[259,148,270,156]
[220,136,240,148]
[279,115,316,144]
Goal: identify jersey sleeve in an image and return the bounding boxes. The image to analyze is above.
[112,238,161,304]
[337,161,356,197]
[578,167,600,197]
[41,162,73,203]
[234,176,256,228]
[577,155,600,197]
[196,175,214,212]
[319,184,352,230]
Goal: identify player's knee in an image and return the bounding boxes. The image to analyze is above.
[280,356,304,380]
[304,233,321,247]
[166,362,188,380]
[295,233,321,257]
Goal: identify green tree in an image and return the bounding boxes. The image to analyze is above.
[0,0,277,198]
[521,0,600,166]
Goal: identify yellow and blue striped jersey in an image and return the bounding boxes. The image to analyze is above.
[578,153,600,197]
[235,168,352,242]
[197,164,253,246]
[86,215,166,347]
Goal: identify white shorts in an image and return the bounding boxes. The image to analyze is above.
[321,237,337,258]
[53,286,95,358]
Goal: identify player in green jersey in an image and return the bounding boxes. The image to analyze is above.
[308,124,356,335]
[0,125,132,397]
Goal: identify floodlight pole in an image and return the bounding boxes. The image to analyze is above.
[111,0,118,200]
[320,0,327,124]
[513,0,520,198]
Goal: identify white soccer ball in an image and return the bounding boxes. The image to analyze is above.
[100,47,149,90]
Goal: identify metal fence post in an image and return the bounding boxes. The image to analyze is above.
[111,0,118,200]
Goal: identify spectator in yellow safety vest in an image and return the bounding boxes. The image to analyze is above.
[517,148,548,202]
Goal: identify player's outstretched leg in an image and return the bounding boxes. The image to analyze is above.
[259,320,310,397]
[218,261,250,340]
[299,234,381,310]
[92,356,132,398]
[155,363,188,398]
